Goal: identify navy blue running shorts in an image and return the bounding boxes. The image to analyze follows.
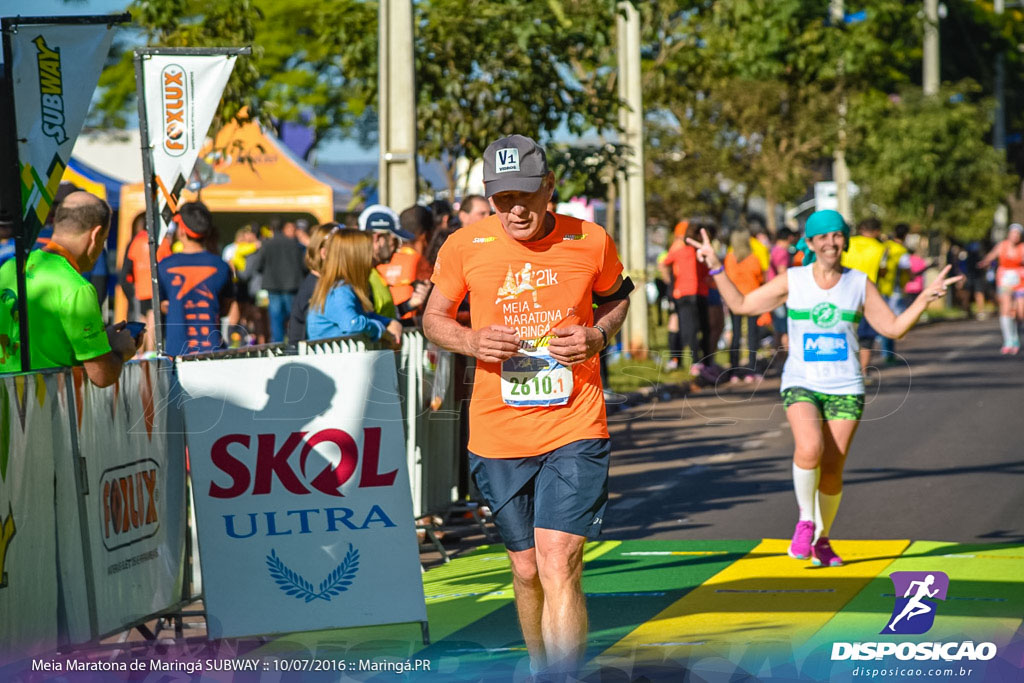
[468,438,611,552]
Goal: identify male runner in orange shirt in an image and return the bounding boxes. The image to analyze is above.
[424,134,632,678]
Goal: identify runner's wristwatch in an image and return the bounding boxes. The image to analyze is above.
[593,324,609,350]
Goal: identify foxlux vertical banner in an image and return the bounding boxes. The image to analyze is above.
[7,21,117,244]
[74,359,187,638]
[140,54,236,238]
[177,353,427,639]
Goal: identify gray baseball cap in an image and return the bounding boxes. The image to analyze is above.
[482,134,549,198]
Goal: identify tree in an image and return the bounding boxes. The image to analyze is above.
[91,0,262,133]
[407,0,624,198]
[638,1,922,229]
[93,0,626,200]
[848,86,1017,242]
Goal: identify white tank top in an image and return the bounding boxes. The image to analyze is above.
[781,265,866,395]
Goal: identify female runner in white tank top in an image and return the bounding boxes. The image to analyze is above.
[687,210,961,566]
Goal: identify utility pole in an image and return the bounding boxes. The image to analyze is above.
[993,0,1009,237]
[923,0,940,96]
[616,1,648,358]
[378,0,418,211]
[830,0,851,223]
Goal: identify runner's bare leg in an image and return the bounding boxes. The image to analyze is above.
[535,528,587,674]
[787,402,825,470]
[820,419,859,495]
[507,547,546,671]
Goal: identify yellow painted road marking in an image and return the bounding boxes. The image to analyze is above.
[602,538,909,663]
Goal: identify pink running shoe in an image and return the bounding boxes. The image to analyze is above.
[812,536,844,567]
[788,520,815,560]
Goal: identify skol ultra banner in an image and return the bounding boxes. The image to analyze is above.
[140,54,236,238]
[73,359,187,639]
[7,21,117,244]
[177,353,427,639]
[0,373,64,659]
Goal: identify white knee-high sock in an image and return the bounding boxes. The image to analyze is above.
[816,490,843,539]
[793,464,820,522]
[1000,316,1019,347]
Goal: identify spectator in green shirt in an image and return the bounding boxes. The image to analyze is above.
[0,191,139,386]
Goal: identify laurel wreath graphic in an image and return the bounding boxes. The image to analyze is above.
[266,544,360,603]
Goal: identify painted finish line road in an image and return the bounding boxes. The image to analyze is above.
[251,540,1024,681]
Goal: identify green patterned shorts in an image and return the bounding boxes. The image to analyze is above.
[781,387,864,421]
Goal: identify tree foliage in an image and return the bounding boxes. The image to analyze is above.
[848,86,1016,241]
[94,0,625,198]
[91,0,262,132]
[639,0,922,229]
[91,0,1021,236]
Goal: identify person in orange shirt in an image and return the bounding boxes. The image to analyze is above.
[660,220,711,374]
[377,205,434,320]
[723,229,765,381]
[120,212,174,352]
[424,134,631,679]
[979,222,1024,353]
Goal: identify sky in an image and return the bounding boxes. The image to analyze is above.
[1,0,378,162]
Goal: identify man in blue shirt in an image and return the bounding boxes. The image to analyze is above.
[157,202,238,356]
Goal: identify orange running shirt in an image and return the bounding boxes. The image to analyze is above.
[662,242,709,298]
[723,251,764,295]
[996,241,1024,292]
[431,214,623,458]
[377,246,432,318]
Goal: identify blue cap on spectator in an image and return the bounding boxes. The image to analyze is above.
[357,204,414,241]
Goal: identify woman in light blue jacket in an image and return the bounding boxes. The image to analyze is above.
[306,228,402,345]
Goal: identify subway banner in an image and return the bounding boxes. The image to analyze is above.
[177,353,427,639]
[139,53,237,238]
[6,20,118,244]
[0,373,64,658]
[73,359,188,638]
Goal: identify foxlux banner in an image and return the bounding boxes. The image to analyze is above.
[140,54,236,238]
[73,360,187,639]
[177,353,427,639]
[8,22,116,243]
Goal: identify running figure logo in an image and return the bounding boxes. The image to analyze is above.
[882,571,949,635]
[495,263,543,308]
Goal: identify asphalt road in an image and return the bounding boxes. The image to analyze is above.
[604,317,1024,546]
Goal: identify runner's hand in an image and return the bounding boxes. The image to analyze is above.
[685,228,722,270]
[547,325,600,366]
[408,281,432,309]
[106,322,139,361]
[384,319,404,348]
[469,325,520,363]
[920,265,963,302]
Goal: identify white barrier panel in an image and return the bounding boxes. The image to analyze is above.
[74,360,188,637]
[0,374,62,658]
[178,353,427,639]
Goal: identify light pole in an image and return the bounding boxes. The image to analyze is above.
[923,0,940,96]
[378,0,418,211]
[830,0,851,223]
[616,1,649,358]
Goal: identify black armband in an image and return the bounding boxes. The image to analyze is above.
[593,276,634,305]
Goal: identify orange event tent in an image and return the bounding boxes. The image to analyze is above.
[115,119,334,320]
